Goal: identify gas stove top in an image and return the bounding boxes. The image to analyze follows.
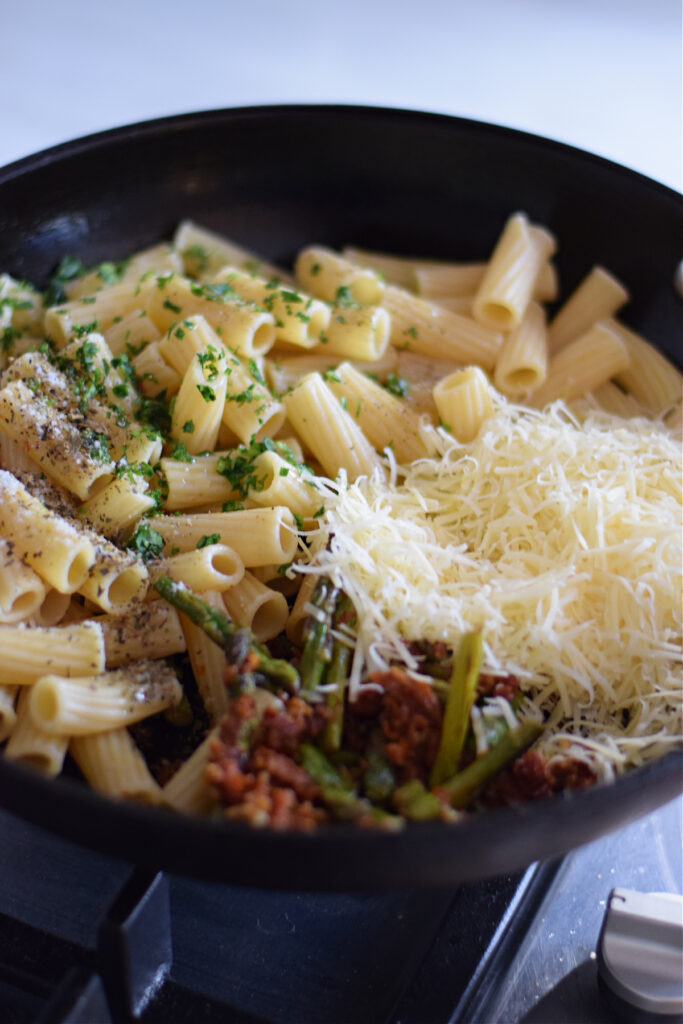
[0,797,680,1023]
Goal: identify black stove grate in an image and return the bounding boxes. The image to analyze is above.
[0,808,563,1024]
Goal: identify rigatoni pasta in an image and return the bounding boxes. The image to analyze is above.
[382,285,503,370]
[493,301,548,398]
[433,366,495,442]
[547,266,629,354]
[29,660,182,735]
[5,688,69,775]
[472,214,556,331]
[0,214,679,832]
[0,538,47,623]
[529,321,630,407]
[282,372,385,481]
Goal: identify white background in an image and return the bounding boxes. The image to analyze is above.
[1,0,681,191]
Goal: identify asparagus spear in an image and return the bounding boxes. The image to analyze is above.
[438,720,543,809]
[363,747,396,804]
[154,575,299,692]
[430,631,484,788]
[322,593,355,751]
[300,743,402,828]
[299,577,339,692]
[393,779,446,821]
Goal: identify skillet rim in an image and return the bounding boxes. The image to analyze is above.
[0,103,681,890]
[0,102,681,204]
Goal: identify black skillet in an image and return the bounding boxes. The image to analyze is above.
[0,106,681,890]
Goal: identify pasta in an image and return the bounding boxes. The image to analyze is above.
[0,216,679,835]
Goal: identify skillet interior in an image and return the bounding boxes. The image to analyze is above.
[0,105,681,890]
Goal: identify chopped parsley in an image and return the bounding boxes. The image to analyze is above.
[43,255,86,306]
[384,373,410,398]
[196,533,220,549]
[182,244,210,276]
[0,326,20,353]
[169,442,194,462]
[82,428,111,464]
[125,522,164,561]
[248,358,266,385]
[334,285,360,309]
[216,436,303,498]
[190,281,237,303]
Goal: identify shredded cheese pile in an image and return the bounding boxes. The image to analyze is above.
[303,399,682,777]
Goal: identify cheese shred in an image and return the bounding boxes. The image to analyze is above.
[301,398,682,778]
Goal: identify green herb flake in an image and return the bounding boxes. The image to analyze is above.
[82,428,111,464]
[125,522,164,561]
[384,373,410,398]
[334,285,360,309]
[196,533,220,549]
[169,442,195,462]
[248,358,265,385]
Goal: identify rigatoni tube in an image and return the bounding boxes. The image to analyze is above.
[79,542,149,613]
[0,380,115,501]
[222,571,289,643]
[29,659,182,735]
[433,367,495,443]
[295,246,386,306]
[0,620,105,685]
[530,321,630,408]
[0,685,18,743]
[151,509,299,567]
[5,688,69,775]
[0,474,95,593]
[147,275,275,357]
[283,372,384,481]
[313,305,390,361]
[0,537,47,623]
[162,729,219,814]
[325,361,429,462]
[245,451,326,518]
[70,729,161,803]
[214,266,331,349]
[94,602,187,668]
[472,214,556,331]
[493,302,548,398]
[606,318,682,414]
[171,350,227,455]
[150,543,244,593]
[383,286,503,370]
[178,590,229,722]
[548,266,629,354]
[161,452,238,511]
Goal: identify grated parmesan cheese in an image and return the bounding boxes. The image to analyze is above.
[301,398,683,777]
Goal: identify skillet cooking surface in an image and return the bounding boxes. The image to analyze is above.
[0,105,681,889]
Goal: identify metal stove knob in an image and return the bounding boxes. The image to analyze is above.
[598,887,683,1018]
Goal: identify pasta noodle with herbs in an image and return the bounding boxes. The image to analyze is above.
[0,215,679,832]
